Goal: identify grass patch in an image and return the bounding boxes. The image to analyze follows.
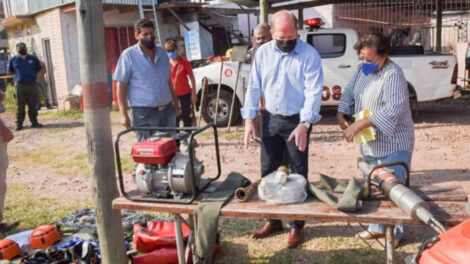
[9,145,89,178]
[197,127,243,141]
[3,83,17,113]
[48,126,76,133]
[119,154,135,174]
[52,152,89,178]
[110,110,121,120]
[214,220,407,264]
[219,128,243,140]
[2,183,92,232]
[39,109,83,119]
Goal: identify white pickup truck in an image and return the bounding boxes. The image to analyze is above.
[193,28,459,126]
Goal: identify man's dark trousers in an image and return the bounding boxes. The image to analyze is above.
[15,82,39,126]
[260,111,311,229]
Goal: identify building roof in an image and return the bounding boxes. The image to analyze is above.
[1,14,33,27]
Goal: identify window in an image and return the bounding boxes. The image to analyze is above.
[307,34,346,58]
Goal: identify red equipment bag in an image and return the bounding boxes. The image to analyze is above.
[417,218,470,264]
[132,247,179,264]
[132,244,222,264]
[133,220,191,253]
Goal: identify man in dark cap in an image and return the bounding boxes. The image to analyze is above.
[7,42,43,131]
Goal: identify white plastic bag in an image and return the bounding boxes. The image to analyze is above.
[258,171,308,204]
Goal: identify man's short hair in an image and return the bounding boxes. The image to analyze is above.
[134,18,155,34]
[270,10,298,31]
[16,42,26,48]
[254,23,271,35]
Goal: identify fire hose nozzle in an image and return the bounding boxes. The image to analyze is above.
[357,159,446,234]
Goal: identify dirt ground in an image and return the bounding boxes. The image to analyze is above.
[3,95,470,263]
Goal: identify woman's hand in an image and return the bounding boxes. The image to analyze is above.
[343,122,362,142]
[336,112,350,130]
[342,118,373,143]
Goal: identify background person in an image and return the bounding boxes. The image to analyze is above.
[248,23,273,137]
[337,32,415,247]
[165,39,197,127]
[7,42,43,131]
[242,10,323,248]
[114,19,181,142]
[36,57,52,109]
[247,23,272,65]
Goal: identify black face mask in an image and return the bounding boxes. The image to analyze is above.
[140,36,155,50]
[276,39,297,53]
[18,49,27,56]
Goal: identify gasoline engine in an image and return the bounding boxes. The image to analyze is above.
[131,133,204,198]
[115,125,221,204]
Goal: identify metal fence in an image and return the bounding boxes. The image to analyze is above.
[334,0,470,53]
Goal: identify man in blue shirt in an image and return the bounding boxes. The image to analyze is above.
[242,10,323,248]
[8,42,43,131]
[114,19,181,142]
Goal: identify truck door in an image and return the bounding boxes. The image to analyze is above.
[306,33,356,106]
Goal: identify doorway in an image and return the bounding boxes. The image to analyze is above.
[41,39,57,106]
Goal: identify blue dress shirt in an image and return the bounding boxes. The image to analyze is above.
[113,44,172,108]
[241,39,323,124]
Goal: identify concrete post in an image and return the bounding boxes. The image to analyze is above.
[260,0,268,24]
[75,1,127,263]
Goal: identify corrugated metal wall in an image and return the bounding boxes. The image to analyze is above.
[2,0,156,17]
[334,0,470,52]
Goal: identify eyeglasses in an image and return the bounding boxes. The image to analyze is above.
[358,55,380,63]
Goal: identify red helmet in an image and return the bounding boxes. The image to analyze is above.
[0,239,21,260]
[30,225,62,249]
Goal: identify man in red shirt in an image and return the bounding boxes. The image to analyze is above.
[165,39,197,127]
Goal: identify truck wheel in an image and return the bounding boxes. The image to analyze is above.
[202,89,240,127]
[408,85,418,120]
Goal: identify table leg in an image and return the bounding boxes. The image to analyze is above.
[385,225,395,264]
[174,213,186,264]
[185,216,195,264]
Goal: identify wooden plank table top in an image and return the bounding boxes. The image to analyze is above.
[113,182,469,227]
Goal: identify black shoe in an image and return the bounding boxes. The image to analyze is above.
[15,124,23,131]
[31,123,44,128]
[0,221,19,232]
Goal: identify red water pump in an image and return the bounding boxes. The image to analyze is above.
[115,125,221,204]
[130,134,204,199]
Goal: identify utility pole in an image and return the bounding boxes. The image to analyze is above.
[436,0,442,52]
[75,1,127,263]
[260,0,268,23]
[297,8,303,29]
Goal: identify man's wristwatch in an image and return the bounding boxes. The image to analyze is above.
[299,121,311,129]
